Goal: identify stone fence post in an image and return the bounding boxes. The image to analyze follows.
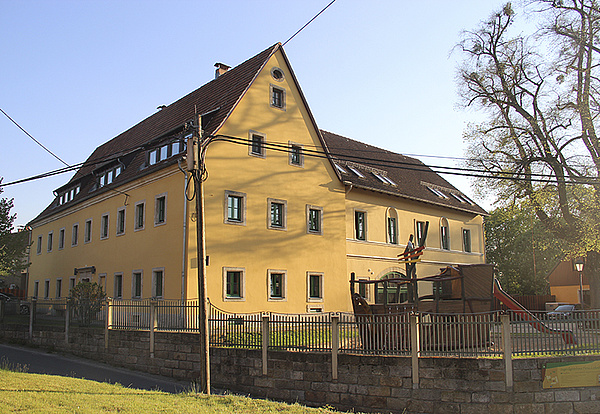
[262,312,270,376]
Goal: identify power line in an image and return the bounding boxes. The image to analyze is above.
[283,0,337,46]
[0,108,71,167]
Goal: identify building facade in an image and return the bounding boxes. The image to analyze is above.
[28,44,486,313]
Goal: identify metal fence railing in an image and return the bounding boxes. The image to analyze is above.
[8,298,600,358]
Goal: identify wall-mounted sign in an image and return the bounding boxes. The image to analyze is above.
[543,360,600,389]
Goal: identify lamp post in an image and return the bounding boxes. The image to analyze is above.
[575,258,585,307]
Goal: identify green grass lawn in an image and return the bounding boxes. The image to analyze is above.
[0,368,345,413]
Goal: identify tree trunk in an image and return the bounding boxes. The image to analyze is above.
[586,251,600,309]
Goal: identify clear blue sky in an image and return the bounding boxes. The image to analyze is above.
[1,0,511,228]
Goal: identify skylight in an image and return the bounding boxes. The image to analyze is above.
[347,166,365,178]
[334,164,347,174]
[427,186,448,199]
[450,192,473,204]
[373,172,397,186]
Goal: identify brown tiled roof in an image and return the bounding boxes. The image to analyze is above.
[31,44,279,224]
[320,130,488,216]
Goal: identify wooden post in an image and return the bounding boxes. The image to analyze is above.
[410,313,420,388]
[29,298,36,339]
[150,301,157,358]
[262,313,270,376]
[105,299,112,349]
[65,301,70,343]
[331,313,339,380]
[501,314,513,388]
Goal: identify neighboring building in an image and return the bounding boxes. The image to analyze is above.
[27,43,486,313]
[0,229,30,296]
[547,259,589,306]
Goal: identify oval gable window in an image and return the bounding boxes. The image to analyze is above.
[271,67,284,81]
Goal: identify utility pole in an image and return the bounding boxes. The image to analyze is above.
[187,115,210,394]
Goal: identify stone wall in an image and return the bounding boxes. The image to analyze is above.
[1,324,599,413]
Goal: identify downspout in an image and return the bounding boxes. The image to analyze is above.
[178,159,189,302]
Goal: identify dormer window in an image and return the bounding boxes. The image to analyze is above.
[58,185,81,205]
[97,165,122,188]
[147,139,186,166]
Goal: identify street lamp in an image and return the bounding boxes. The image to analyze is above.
[575,258,585,307]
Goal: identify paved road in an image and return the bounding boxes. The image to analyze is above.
[0,343,192,393]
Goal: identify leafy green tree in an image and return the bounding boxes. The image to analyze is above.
[69,282,106,326]
[457,1,600,306]
[486,203,565,295]
[0,179,29,276]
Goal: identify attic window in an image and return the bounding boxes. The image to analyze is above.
[58,185,81,205]
[271,67,284,81]
[347,166,365,178]
[270,85,286,110]
[98,165,122,188]
[427,186,448,199]
[450,192,473,205]
[148,139,186,166]
[373,172,396,186]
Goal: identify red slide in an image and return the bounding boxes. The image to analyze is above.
[493,278,577,345]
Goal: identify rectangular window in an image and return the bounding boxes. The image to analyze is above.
[72,224,79,246]
[37,235,42,254]
[416,221,426,246]
[270,85,285,109]
[155,194,167,225]
[58,228,65,249]
[114,273,123,299]
[56,279,62,298]
[84,219,92,243]
[101,214,109,239]
[99,274,106,292]
[224,269,244,299]
[116,208,126,235]
[44,279,50,299]
[387,217,397,244]
[250,133,265,157]
[135,201,145,230]
[33,281,39,298]
[308,273,323,301]
[289,143,303,166]
[152,269,164,299]
[355,211,366,241]
[225,191,246,225]
[358,279,369,300]
[69,277,76,294]
[132,271,143,299]
[47,232,53,252]
[463,229,472,253]
[307,205,323,235]
[268,198,287,230]
[268,271,286,300]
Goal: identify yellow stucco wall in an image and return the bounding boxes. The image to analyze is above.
[344,188,485,299]
[550,285,589,305]
[185,50,348,313]
[28,166,186,300]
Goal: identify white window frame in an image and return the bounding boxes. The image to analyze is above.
[84,219,92,243]
[47,231,53,252]
[114,272,123,299]
[132,270,143,299]
[55,278,63,299]
[386,209,398,245]
[71,223,79,246]
[100,213,110,240]
[154,193,167,226]
[223,267,245,301]
[224,190,246,225]
[306,205,323,235]
[354,209,367,241]
[116,207,126,236]
[267,269,287,301]
[134,201,145,231]
[415,220,426,246]
[152,267,165,299]
[267,198,287,230]
[58,228,65,250]
[288,141,304,167]
[37,235,42,255]
[307,272,324,302]
[269,84,286,111]
[248,131,266,158]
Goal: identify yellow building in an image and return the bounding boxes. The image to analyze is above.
[27,44,486,313]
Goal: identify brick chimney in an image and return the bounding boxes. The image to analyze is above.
[214,62,231,79]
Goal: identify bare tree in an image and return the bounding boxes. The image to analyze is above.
[457,1,600,307]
